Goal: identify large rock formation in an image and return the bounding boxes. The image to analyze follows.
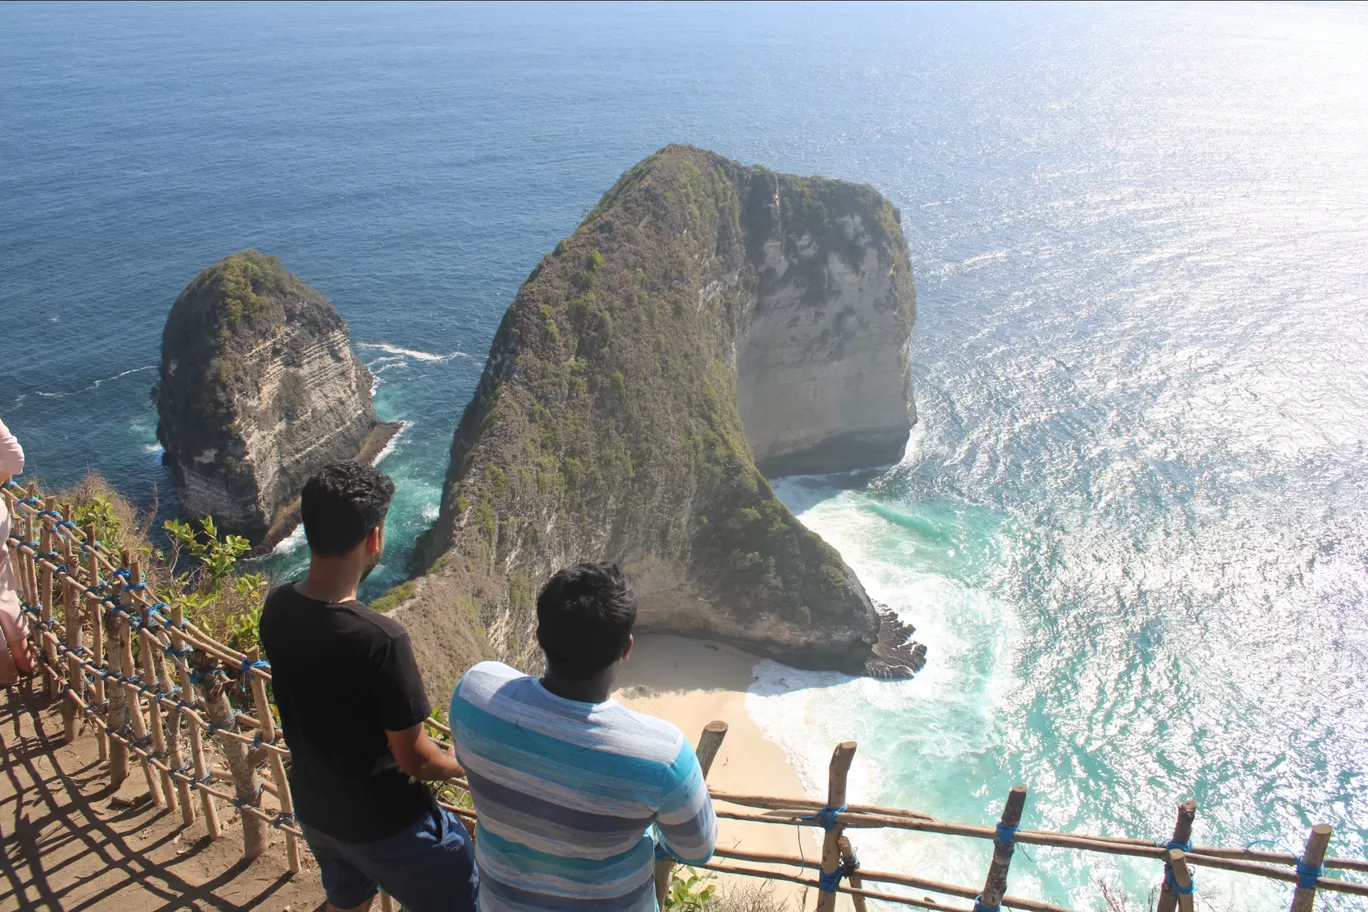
[398,146,919,692]
[155,251,398,549]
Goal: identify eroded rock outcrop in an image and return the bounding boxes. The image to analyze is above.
[399,146,918,692]
[155,251,398,549]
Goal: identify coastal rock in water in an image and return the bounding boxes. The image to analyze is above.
[401,146,916,691]
[155,251,398,549]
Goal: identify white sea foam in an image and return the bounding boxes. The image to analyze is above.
[36,364,156,398]
[371,421,409,466]
[357,342,467,363]
[271,523,307,557]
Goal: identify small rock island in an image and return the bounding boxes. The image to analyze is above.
[398,146,924,689]
[155,251,398,550]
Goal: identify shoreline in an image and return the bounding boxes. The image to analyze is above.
[613,635,826,908]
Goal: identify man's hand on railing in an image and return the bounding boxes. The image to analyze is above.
[387,722,466,783]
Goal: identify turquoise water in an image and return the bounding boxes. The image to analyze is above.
[3,2,1366,907]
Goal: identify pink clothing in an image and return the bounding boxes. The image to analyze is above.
[0,417,28,650]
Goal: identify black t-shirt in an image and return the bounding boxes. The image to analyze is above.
[259,583,433,842]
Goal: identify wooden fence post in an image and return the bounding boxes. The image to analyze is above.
[1166,848,1195,912]
[815,741,858,912]
[1156,800,1198,912]
[83,524,109,763]
[171,603,220,838]
[838,835,868,912]
[204,666,266,858]
[1290,824,1333,912]
[245,645,299,873]
[102,553,130,787]
[60,507,83,742]
[975,785,1028,911]
[654,720,730,908]
[37,496,59,696]
[146,602,195,826]
[119,560,163,807]
[137,597,178,818]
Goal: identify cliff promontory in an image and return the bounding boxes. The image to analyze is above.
[155,251,398,549]
[399,146,920,691]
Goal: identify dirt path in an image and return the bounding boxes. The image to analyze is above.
[0,683,324,912]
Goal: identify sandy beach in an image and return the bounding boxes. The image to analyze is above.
[614,635,840,910]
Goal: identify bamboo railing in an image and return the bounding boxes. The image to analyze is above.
[3,478,1365,912]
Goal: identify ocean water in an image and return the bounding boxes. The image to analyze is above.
[3,2,1367,908]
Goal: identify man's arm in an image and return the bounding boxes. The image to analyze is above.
[656,742,718,864]
[387,723,465,782]
[374,629,463,782]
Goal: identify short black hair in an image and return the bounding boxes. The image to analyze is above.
[536,562,637,681]
[300,461,395,557]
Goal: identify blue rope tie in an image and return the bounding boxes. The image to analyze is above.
[17,497,40,508]
[36,551,60,563]
[1295,858,1322,890]
[207,712,239,734]
[973,898,1000,912]
[818,866,844,895]
[240,657,269,691]
[164,643,191,658]
[38,510,62,520]
[1163,865,1195,895]
[57,520,78,531]
[995,822,1019,857]
[799,804,848,831]
[233,784,264,808]
[110,568,131,582]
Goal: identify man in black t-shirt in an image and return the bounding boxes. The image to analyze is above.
[260,461,477,912]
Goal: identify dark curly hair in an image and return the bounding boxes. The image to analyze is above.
[536,562,637,681]
[300,461,395,557]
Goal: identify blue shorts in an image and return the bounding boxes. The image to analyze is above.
[300,803,478,911]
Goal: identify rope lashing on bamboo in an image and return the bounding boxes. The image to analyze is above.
[800,804,848,831]
[239,656,269,691]
[1294,857,1323,890]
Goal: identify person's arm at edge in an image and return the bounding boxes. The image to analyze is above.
[0,604,35,677]
[387,723,465,782]
[656,740,718,864]
[0,418,25,479]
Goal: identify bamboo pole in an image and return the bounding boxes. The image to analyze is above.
[37,496,58,695]
[119,561,163,807]
[699,861,963,911]
[838,835,868,912]
[655,721,729,907]
[1156,800,1197,912]
[815,741,857,912]
[84,525,108,762]
[709,790,935,822]
[103,557,130,786]
[62,527,84,743]
[204,666,265,858]
[245,645,299,873]
[155,601,197,827]
[138,603,179,818]
[976,786,1027,911]
[1289,824,1332,912]
[709,846,1072,912]
[1167,849,1195,912]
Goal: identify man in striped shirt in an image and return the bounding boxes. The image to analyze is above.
[449,562,717,911]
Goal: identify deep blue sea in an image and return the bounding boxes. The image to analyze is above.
[3,2,1366,907]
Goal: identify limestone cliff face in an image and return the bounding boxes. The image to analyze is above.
[156,251,397,548]
[399,147,918,692]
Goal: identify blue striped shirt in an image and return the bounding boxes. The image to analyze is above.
[450,662,717,912]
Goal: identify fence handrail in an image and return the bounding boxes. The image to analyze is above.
[3,479,1365,911]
